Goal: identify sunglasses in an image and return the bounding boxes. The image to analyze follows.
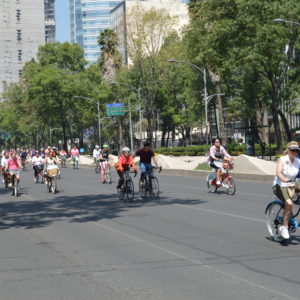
[289,149,298,152]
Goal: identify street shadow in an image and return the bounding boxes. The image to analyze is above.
[0,188,207,230]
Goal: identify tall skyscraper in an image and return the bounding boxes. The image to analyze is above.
[45,0,56,43]
[70,0,122,64]
[0,0,56,94]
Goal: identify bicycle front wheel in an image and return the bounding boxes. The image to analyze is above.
[139,177,147,198]
[266,202,284,241]
[226,177,236,195]
[126,179,134,203]
[51,178,57,194]
[150,176,159,200]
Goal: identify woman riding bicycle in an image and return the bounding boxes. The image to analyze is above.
[115,147,137,190]
[44,152,60,184]
[208,139,232,185]
[273,141,300,239]
[6,152,22,188]
[32,151,44,183]
[99,144,111,184]
[70,145,79,169]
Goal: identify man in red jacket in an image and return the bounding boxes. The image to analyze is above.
[115,147,137,189]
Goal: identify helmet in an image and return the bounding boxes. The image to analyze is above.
[52,146,56,150]
[122,147,130,153]
[95,145,99,149]
[102,144,108,148]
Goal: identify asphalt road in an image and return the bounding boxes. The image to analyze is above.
[0,166,299,300]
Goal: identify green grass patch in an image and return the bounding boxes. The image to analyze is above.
[195,162,211,171]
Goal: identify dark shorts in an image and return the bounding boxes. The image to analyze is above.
[210,161,221,170]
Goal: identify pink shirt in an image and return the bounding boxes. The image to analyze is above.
[209,145,230,161]
[70,149,79,157]
[7,157,20,170]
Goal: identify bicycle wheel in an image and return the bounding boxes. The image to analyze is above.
[226,177,236,195]
[150,176,159,200]
[14,184,19,197]
[51,178,57,194]
[126,179,134,203]
[206,175,217,193]
[106,169,111,184]
[266,202,284,241]
[139,176,148,198]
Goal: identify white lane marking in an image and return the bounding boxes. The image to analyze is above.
[175,204,265,223]
[21,194,35,200]
[92,221,295,300]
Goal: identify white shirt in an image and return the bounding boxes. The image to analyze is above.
[1,156,8,167]
[32,156,44,166]
[273,155,300,187]
[93,149,101,158]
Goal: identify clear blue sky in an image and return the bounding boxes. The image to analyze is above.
[55,0,70,42]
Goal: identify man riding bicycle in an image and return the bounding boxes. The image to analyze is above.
[208,139,232,185]
[93,145,101,164]
[115,147,137,190]
[134,142,158,187]
[99,144,111,184]
[1,151,10,188]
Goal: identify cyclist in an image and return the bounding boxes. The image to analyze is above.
[20,149,28,170]
[70,145,79,169]
[208,138,232,185]
[115,147,137,190]
[59,149,67,167]
[44,151,60,184]
[32,151,44,183]
[99,144,111,183]
[40,148,46,158]
[6,152,22,188]
[93,145,101,164]
[51,146,58,158]
[135,142,159,187]
[1,151,10,188]
[273,141,300,239]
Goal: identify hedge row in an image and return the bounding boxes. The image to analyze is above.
[155,144,278,156]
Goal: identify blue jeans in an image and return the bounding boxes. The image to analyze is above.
[140,163,153,181]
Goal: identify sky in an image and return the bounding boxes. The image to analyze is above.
[55,0,71,42]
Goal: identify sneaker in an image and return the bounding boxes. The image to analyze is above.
[279,226,290,239]
[8,183,12,188]
[216,181,221,185]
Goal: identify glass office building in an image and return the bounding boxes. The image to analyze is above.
[70,0,122,64]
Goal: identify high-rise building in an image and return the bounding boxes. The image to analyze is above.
[0,0,56,94]
[70,0,123,64]
[45,0,56,43]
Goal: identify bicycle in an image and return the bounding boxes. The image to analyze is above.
[206,159,236,195]
[46,168,58,194]
[10,173,19,197]
[265,183,300,241]
[139,166,161,200]
[60,156,67,168]
[118,171,135,203]
[101,160,112,184]
[72,156,79,170]
[1,168,9,188]
[34,164,44,184]
[95,160,101,174]
[21,159,27,172]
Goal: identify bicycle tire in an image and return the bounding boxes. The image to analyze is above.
[150,176,159,200]
[51,178,56,194]
[14,184,18,197]
[126,179,134,203]
[226,177,236,195]
[207,175,217,193]
[106,169,111,184]
[139,177,147,198]
[266,202,284,241]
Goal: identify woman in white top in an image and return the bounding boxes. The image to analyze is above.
[273,141,300,239]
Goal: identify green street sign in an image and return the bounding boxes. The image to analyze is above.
[106,103,125,116]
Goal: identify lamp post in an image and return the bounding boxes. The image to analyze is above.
[167,59,210,153]
[110,82,142,150]
[50,127,60,146]
[73,96,101,147]
[273,18,300,26]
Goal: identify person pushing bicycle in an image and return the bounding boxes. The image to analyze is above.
[134,142,158,188]
[115,147,137,190]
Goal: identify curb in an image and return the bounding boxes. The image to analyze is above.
[71,164,274,182]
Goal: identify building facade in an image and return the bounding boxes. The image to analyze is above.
[45,0,56,43]
[111,0,189,65]
[0,0,55,94]
[70,0,123,64]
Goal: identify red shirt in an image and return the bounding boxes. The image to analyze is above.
[135,149,155,164]
[7,157,20,170]
[116,154,136,172]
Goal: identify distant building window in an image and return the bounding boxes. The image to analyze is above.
[18,50,22,61]
[16,10,21,21]
[18,70,23,77]
[17,29,22,41]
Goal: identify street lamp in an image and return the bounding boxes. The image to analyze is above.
[273,18,300,26]
[73,96,101,147]
[167,59,209,153]
[110,82,142,150]
[50,127,60,146]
